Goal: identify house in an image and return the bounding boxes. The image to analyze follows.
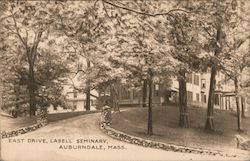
[116,70,249,111]
[65,90,97,111]
[47,85,98,113]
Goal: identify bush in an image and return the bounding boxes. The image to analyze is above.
[11,110,18,118]
[96,95,111,110]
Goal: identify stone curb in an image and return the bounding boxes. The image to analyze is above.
[1,108,48,139]
[1,122,47,139]
[100,122,238,158]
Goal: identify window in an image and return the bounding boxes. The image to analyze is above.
[73,92,77,98]
[194,75,199,86]
[186,73,192,83]
[214,94,220,105]
[196,93,200,102]
[217,83,222,90]
[224,75,229,84]
[201,79,206,88]
[187,91,193,102]
[121,87,130,99]
[155,84,159,90]
[73,102,77,110]
[154,84,160,96]
[201,93,206,103]
[133,90,139,99]
[154,90,159,96]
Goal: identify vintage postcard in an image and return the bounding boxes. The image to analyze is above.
[0,0,250,161]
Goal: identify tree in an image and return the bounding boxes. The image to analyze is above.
[0,45,29,115]
[225,0,250,125]
[35,47,72,110]
[0,1,75,117]
[166,12,203,128]
[101,3,174,135]
[55,1,110,111]
[98,0,205,134]
[189,0,250,131]
[142,80,148,107]
[178,0,240,131]
[0,43,72,116]
[223,37,250,131]
[1,1,63,115]
[199,0,249,131]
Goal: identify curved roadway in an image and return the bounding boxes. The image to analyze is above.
[1,113,248,161]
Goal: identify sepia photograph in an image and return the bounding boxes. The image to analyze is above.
[0,0,250,160]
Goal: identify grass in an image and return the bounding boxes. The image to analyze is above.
[0,115,37,132]
[0,110,100,132]
[111,105,250,151]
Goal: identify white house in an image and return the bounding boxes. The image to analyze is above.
[117,70,249,112]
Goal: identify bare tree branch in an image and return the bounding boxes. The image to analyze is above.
[58,14,83,38]
[94,0,99,8]
[101,0,190,18]
[90,93,98,98]
[102,0,116,25]
[10,10,27,49]
[31,31,43,65]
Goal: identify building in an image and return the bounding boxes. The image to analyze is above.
[47,85,98,113]
[65,90,97,111]
[117,70,248,111]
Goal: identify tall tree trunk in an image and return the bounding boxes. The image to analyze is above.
[234,78,241,131]
[85,59,91,111]
[164,91,170,104]
[26,32,42,116]
[142,80,147,107]
[178,70,189,128]
[111,84,120,112]
[13,84,20,118]
[110,85,113,108]
[147,69,153,135]
[28,64,36,116]
[116,84,120,112]
[85,86,90,111]
[205,24,222,131]
[241,97,245,118]
[205,65,216,131]
[14,84,20,111]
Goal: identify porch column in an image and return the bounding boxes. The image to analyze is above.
[225,96,228,110]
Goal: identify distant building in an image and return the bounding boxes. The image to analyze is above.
[47,85,98,113]
[65,90,97,111]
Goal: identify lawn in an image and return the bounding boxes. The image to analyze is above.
[1,110,100,132]
[111,105,250,151]
[0,115,37,132]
